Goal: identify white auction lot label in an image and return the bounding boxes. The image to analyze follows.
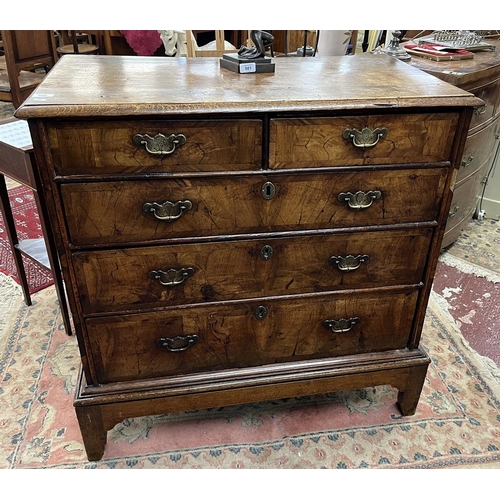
[240,63,256,73]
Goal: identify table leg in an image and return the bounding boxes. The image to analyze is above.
[0,174,31,305]
[32,189,73,336]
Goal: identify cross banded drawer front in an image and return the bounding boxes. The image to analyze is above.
[468,77,500,132]
[72,228,432,314]
[86,290,419,383]
[269,113,459,168]
[22,54,477,461]
[47,119,263,175]
[61,168,447,246]
[457,121,500,183]
[447,168,485,224]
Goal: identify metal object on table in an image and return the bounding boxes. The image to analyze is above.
[220,30,276,74]
[417,31,496,51]
[380,30,412,61]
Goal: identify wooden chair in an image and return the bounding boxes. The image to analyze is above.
[55,30,102,56]
[184,30,241,57]
[0,30,57,108]
[281,30,319,57]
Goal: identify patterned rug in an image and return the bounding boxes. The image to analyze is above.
[1,271,499,469]
[441,219,500,281]
[0,185,54,293]
[0,102,16,119]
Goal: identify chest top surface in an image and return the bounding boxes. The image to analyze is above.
[16,54,480,118]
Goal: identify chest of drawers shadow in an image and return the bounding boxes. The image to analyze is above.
[17,54,480,461]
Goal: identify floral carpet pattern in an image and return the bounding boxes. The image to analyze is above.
[442,219,500,276]
[1,271,500,469]
[0,185,54,293]
[0,102,16,119]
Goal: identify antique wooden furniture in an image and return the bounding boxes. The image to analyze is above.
[185,30,240,57]
[408,38,500,247]
[16,54,479,461]
[0,116,72,335]
[0,30,57,108]
[55,31,102,56]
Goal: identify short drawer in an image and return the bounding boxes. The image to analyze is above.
[86,289,419,383]
[73,228,432,314]
[48,119,263,175]
[61,168,448,246]
[269,113,459,168]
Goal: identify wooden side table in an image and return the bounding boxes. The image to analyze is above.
[0,116,72,335]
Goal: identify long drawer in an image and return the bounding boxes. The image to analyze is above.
[467,76,500,132]
[73,228,432,314]
[61,168,448,246]
[269,113,459,168]
[457,119,500,183]
[47,119,263,175]
[86,289,419,383]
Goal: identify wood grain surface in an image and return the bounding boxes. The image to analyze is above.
[60,168,447,246]
[72,228,432,314]
[16,55,481,118]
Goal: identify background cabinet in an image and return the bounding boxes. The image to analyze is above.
[408,38,500,247]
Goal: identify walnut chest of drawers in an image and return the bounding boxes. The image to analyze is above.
[17,54,480,461]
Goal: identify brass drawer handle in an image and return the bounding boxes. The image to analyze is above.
[157,335,199,352]
[449,205,459,218]
[323,317,360,333]
[461,154,474,168]
[329,254,369,272]
[143,200,192,221]
[338,190,382,209]
[474,105,486,116]
[133,133,186,156]
[342,127,388,148]
[149,267,195,286]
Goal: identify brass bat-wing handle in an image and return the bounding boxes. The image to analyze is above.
[343,127,388,148]
[149,267,195,286]
[323,317,360,333]
[133,133,186,156]
[329,255,369,272]
[142,200,192,221]
[338,190,382,209]
[156,335,199,352]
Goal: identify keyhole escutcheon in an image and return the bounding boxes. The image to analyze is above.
[260,245,274,260]
[262,181,276,200]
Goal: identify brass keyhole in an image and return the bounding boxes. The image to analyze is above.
[262,182,276,200]
[260,245,274,260]
[254,305,268,320]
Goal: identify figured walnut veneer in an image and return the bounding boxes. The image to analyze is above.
[16,54,480,461]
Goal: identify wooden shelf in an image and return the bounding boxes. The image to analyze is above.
[16,237,50,270]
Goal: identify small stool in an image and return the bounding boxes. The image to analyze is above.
[0,116,72,336]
